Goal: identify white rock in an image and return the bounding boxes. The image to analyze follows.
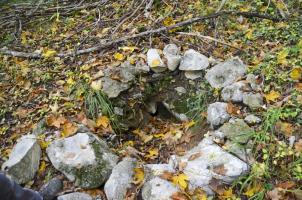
[175,137,249,193]
[246,74,261,91]
[147,49,166,73]
[243,93,264,109]
[244,114,261,125]
[104,157,137,200]
[179,49,209,71]
[101,77,130,98]
[144,163,175,179]
[207,102,230,127]
[184,71,203,80]
[142,177,179,200]
[163,44,181,71]
[205,57,247,89]
[46,133,118,189]
[57,192,92,200]
[2,134,41,184]
[221,82,245,102]
[174,87,187,95]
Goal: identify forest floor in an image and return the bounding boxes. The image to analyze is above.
[0,0,302,200]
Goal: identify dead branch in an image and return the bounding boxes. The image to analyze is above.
[0,11,285,59]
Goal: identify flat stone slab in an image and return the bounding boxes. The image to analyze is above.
[2,134,41,184]
[47,132,118,189]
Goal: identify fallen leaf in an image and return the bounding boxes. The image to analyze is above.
[163,17,175,26]
[244,183,262,197]
[276,181,295,189]
[114,52,125,61]
[43,49,57,58]
[213,165,227,176]
[294,139,302,154]
[267,188,282,200]
[265,90,280,102]
[226,103,240,115]
[160,171,174,181]
[133,129,153,143]
[91,80,102,91]
[275,121,294,137]
[133,168,144,185]
[96,116,110,128]
[151,59,161,67]
[188,152,202,161]
[172,173,189,190]
[38,161,47,174]
[46,115,67,128]
[119,46,138,52]
[277,49,288,65]
[145,148,158,159]
[290,68,302,80]
[219,187,236,200]
[171,192,189,200]
[61,121,78,137]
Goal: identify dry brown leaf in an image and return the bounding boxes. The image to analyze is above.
[267,188,282,200]
[171,192,189,200]
[178,161,188,171]
[160,171,174,181]
[275,121,294,137]
[294,139,302,154]
[226,103,240,115]
[213,165,227,176]
[61,121,78,138]
[188,152,202,161]
[96,116,110,128]
[276,181,295,189]
[46,115,67,128]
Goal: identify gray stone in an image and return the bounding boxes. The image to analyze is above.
[135,60,150,73]
[214,118,253,143]
[243,93,264,109]
[114,107,124,116]
[244,114,261,125]
[179,49,209,71]
[57,192,92,200]
[175,137,249,193]
[221,82,245,102]
[223,140,253,163]
[2,134,41,184]
[104,157,137,200]
[142,177,179,200]
[147,49,166,73]
[101,77,130,98]
[144,163,175,181]
[39,177,63,200]
[174,87,187,95]
[207,102,230,127]
[46,133,118,189]
[163,44,181,71]
[184,71,203,80]
[205,57,247,89]
[246,74,261,91]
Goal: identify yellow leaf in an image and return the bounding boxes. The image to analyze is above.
[245,29,253,40]
[184,120,196,129]
[133,129,153,143]
[244,183,262,197]
[151,59,160,67]
[277,49,288,65]
[163,17,175,26]
[265,90,280,102]
[114,52,125,61]
[38,161,47,174]
[67,77,75,86]
[145,148,158,159]
[42,49,57,58]
[61,122,78,138]
[172,173,189,190]
[133,168,144,184]
[96,116,110,128]
[220,188,236,199]
[291,68,302,80]
[119,46,138,52]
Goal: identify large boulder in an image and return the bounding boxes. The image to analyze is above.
[104,157,137,200]
[205,57,247,89]
[142,177,179,200]
[163,44,181,71]
[57,192,92,200]
[147,49,166,73]
[207,102,230,127]
[2,134,41,184]
[175,137,249,193]
[179,49,209,71]
[46,132,118,189]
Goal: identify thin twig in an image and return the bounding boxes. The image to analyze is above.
[177,32,244,52]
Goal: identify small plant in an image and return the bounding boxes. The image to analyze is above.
[186,88,210,121]
[70,80,118,129]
